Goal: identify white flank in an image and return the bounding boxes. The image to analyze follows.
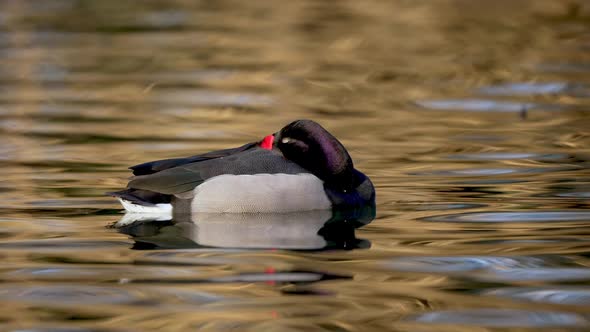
[191,173,332,213]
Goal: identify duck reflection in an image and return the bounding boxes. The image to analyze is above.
[115,206,375,250]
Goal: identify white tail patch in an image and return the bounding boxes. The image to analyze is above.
[114,198,173,227]
[114,211,173,227]
[117,198,173,214]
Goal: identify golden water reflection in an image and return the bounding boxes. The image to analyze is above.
[1,0,590,331]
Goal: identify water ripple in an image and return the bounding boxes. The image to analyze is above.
[416,99,558,112]
[478,82,573,96]
[386,256,590,282]
[556,192,590,198]
[210,272,326,283]
[0,239,130,250]
[151,90,274,107]
[422,211,590,223]
[537,62,590,74]
[445,152,568,161]
[482,267,590,282]
[485,287,590,305]
[409,203,487,211]
[5,328,129,332]
[152,287,223,305]
[408,309,585,327]
[0,285,140,305]
[385,256,545,273]
[409,166,579,177]
[4,266,197,281]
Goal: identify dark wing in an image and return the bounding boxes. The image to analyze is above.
[129,142,258,176]
[127,166,206,195]
[127,148,308,195]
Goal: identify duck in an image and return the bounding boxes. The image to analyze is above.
[108,119,375,214]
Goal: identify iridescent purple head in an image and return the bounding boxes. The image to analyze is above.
[276,120,354,189]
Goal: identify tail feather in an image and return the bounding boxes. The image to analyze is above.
[107,188,171,206]
[108,189,173,214]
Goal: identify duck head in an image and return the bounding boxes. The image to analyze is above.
[275,120,355,190]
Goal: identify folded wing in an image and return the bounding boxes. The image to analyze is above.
[129,142,257,176]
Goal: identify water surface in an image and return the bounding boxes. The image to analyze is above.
[1,1,590,331]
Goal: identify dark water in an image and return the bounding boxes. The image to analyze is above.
[1,0,590,331]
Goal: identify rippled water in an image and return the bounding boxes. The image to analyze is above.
[1,1,590,331]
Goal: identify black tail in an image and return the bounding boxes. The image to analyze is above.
[107,188,172,206]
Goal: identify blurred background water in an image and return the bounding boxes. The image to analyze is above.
[1,0,590,331]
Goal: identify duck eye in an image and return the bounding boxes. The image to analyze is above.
[281,137,291,144]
